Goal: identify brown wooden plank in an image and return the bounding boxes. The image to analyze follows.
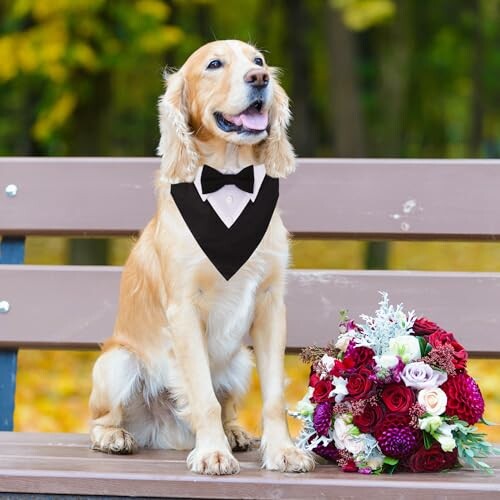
[0,433,498,499]
[1,266,500,355]
[2,157,500,239]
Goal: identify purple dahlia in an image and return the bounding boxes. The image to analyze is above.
[377,425,421,459]
[313,402,333,436]
[375,415,422,460]
[313,442,339,462]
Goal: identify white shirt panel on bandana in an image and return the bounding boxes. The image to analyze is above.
[193,164,266,228]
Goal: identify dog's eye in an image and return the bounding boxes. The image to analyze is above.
[254,57,264,67]
[207,59,223,70]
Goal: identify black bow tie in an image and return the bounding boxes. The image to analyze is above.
[201,165,254,195]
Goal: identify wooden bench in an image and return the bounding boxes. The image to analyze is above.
[0,157,498,499]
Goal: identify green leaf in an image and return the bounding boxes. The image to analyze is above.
[416,336,427,357]
[423,431,435,450]
[383,462,399,475]
[475,461,489,468]
[383,456,399,465]
[480,417,497,426]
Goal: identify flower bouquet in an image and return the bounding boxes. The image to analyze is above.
[291,293,498,474]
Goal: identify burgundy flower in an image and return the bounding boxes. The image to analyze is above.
[375,414,422,460]
[428,330,468,371]
[353,403,385,434]
[342,459,359,473]
[406,443,458,472]
[309,372,321,388]
[441,372,485,424]
[311,379,333,403]
[313,442,339,462]
[313,402,333,436]
[413,317,441,336]
[381,383,415,413]
[330,357,356,377]
[346,367,374,400]
[345,346,375,369]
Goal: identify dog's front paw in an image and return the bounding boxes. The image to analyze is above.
[262,446,315,473]
[187,447,240,475]
[224,424,259,451]
[91,426,137,455]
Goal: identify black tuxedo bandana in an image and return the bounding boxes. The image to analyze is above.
[170,175,279,280]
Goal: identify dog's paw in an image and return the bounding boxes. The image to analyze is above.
[187,447,240,475]
[262,446,315,473]
[91,426,137,455]
[224,424,259,451]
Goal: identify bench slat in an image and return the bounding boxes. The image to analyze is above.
[0,433,498,499]
[1,265,499,356]
[2,158,500,239]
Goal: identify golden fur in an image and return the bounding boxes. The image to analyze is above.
[89,40,314,475]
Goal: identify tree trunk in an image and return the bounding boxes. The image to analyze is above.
[326,5,366,157]
[282,0,318,156]
[375,0,412,157]
[325,4,390,269]
[468,0,484,157]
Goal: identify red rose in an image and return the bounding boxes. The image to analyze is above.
[345,346,375,369]
[413,317,441,336]
[311,379,333,403]
[353,403,385,433]
[309,372,321,388]
[330,357,355,377]
[346,367,374,400]
[342,459,359,473]
[407,443,458,472]
[381,383,415,413]
[428,330,468,370]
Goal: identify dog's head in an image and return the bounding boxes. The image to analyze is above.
[158,40,294,182]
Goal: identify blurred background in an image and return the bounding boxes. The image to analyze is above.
[1,0,499,440]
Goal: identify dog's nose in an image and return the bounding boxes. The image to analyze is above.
[244,69,269,89]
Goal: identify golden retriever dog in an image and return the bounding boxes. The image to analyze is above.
[89,40,314,475]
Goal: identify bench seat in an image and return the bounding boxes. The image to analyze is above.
[0,433,498,499]
[1,158,500,498]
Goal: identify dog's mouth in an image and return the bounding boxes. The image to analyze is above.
[214,100,269,135]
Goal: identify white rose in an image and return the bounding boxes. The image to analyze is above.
[333,416,352,449]
[374,354,400,369]
[436,434,456,452]
[335,330,355,352]
[389,335,421,363]
[401,362,448,389]
[344,436,366,456]
[418,387,448,416]
[320,354,336,374]
[418,415,443,433]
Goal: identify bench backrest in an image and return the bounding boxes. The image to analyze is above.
[1,157,500,428]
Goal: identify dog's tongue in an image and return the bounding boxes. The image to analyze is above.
[240,108,268,130]
[224,108,269,131]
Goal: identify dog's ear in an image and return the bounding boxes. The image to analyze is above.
[258,69,295,178]
[157,70,199,184]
